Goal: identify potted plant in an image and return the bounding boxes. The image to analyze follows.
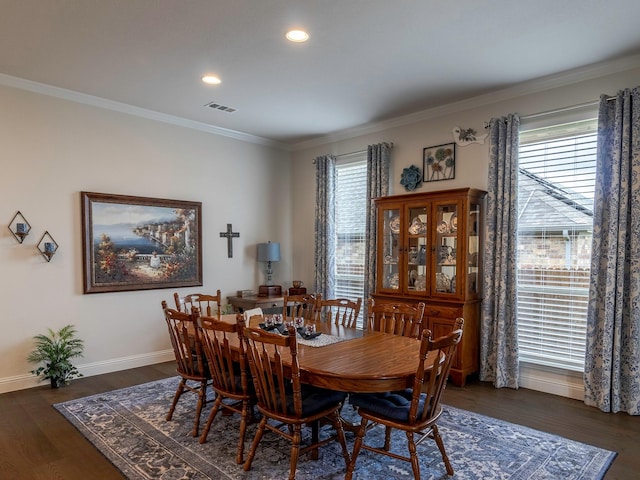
[27,325,85,388]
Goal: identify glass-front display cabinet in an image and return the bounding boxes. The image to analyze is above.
[373,188,486,386]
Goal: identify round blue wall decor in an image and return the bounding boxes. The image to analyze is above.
[400,164,422,191]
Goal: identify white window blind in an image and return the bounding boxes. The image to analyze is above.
[517,119,597,371]
[335,156,367,328]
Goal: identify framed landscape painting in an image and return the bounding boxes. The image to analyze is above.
[81,192,202,294]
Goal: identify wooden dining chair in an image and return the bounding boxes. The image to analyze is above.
[283,292,322,321]
[367,298,426,339]
[174,290,222,318]
[316,297,362,328]
[198,313,255,464]
[346,318,464,480]
[239,318,350,480]
[161,301,211,437]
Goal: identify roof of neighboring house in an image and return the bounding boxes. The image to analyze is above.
[518,169,594,232]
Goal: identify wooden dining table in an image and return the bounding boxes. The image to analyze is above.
[216,313,439,393]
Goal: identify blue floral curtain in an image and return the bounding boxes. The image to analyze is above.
[480,114,520,389]
[314,155,337,298]
[363,143,391,306]
[584,87,640,415]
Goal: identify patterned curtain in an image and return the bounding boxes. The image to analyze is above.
[584,87,640,415]
[363,143,391,308]
[480,114,520,389]
[314,155,337,298]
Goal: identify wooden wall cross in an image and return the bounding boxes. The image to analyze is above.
[219,223,240,258]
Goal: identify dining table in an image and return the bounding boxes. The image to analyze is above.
[214,313,440,394]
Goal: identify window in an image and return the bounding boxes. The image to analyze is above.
[517,119,597,371]
[335,155,367,328]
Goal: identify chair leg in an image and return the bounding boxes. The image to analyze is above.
[198,396,223,444]
[191,381,207,437]
[328,411,351,466]
[384,425,392,451]
[309,420,320,460]
[244,416,267,472]
[432,424,454,476]
[166,379,186,421]
[236,400,249,465]
[289,424,302,480]
[345,416,368,480]
[405,430,421,479]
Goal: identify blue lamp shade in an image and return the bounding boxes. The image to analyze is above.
[257,242,280,262]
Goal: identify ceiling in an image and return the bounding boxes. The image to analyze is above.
[2,0,640,148]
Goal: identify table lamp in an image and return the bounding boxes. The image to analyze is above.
[257,241,281,296]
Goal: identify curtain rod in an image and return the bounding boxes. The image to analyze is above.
[312,142,394,163]
[484,96,623,127]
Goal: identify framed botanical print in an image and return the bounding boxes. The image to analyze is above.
[423,142,456,182]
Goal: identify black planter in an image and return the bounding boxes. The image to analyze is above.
[50,377,62,389]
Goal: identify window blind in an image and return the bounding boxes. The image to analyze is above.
[517,119,597,371]
[335,157,367,328]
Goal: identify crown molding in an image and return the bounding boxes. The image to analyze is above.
[0,73,289,150]
[291,53,640,152]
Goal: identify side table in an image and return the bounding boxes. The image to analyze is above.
[227,294,284,314]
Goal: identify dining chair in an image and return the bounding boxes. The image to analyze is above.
[316,297,362,328]
[161,301,211,437]
[174,290,222,318]
[283,292,322,321]
[198,313,255,464]
[239,318,350,480]
[346,318,464,480]
[242,307,263,323]
[367,298,426,339]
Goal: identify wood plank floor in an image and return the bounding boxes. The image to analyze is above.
[0,363,637,479]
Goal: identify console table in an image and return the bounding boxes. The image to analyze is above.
[227,294,284,314]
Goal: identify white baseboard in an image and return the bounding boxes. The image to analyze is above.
[519,364,584,400]
[0,349,174,394]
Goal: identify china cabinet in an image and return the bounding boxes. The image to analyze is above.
[372,187,486,386]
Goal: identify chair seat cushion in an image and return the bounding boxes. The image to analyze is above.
[286,384,347,417]
[349,389,426,422]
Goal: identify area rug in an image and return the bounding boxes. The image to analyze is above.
[54,377,615,480]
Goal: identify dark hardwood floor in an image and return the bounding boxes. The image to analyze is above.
[1,363,637,479]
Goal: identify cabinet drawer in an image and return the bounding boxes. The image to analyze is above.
[424,304,461,319]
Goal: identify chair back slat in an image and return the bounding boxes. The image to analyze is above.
[283,293,322,320]
[200,315,247,396]
[317,297,362,328]
[241,322,302,417]
[174,290,222,318]
[412,318,464,425]
[367,299,425,339]
[162,300,206,377]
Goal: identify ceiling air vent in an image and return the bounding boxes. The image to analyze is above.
[204,101,237,113]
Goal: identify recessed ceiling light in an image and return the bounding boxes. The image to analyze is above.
[286,29,309,43]
[201,75,221,85]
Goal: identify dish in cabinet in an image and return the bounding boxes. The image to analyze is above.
[449,213,458,232]
[388,215,400,234]
[436,272,451,292]
[409,217,426,234]
[437,220,449,234]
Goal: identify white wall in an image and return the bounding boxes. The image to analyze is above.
[290,60,640,399]
[0,84,292,392]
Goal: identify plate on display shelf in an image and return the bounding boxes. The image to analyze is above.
[387,273,399,289]
[388,215,400,234]
[437,220,449,234]
[436,272,451,292]
[449,213,458,232]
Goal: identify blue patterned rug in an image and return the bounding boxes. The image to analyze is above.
[54,377,615,480]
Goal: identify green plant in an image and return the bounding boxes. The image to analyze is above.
[27,325,85,388]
